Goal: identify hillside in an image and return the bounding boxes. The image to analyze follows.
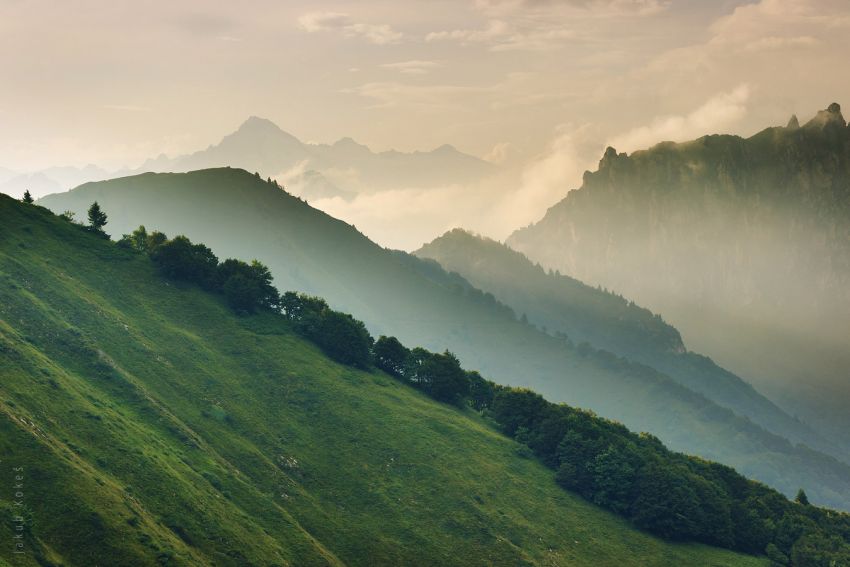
[36,168,850,511]
[507,103,850,456]
[415,229,830,458]
[0,195,769,566]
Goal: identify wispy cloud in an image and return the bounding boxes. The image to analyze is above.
[103,104,152,113]
[608,85,751,153]
[298,11,403,45]
[425,19,576,51]
[380,60,442,75]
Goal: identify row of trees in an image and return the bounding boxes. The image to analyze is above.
[118,226,278,314]
[483,386,850,564]
[373,336,474,405]
[90,214,850,564]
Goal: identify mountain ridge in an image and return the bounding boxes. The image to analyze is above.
[0,193,776,566]
[37,167,850,510]
[506,102,850,461]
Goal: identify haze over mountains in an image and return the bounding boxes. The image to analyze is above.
[508,103,850,458]
[39,166,850,511]
[2,116,495,205]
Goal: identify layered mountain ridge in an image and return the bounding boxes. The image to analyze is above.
[38,167,850,510]
[507,102,850,457]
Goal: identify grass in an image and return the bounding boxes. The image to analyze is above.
[0,195,766,566]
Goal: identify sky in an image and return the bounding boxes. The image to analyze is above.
[2,0,850,248]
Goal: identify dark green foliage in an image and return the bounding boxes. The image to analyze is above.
[87,201,108,232]
[146,230,167,252]
[796,489,810,506]
[484,384,850,560]
[373,335,410,377]
[150,235,219,289]
[281,292,373,369]
[218,259,279,312]
[467,370,496,411]
[406,349,469,405]
[22,190,33,203]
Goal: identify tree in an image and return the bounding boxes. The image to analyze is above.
[280,292,373,368]
[312,310,374,369]
[591,444,637,514]
[87,201,108,233]
[795,489,810,506]
[146,230,168,252]
[130,226,149,251]
[404,350,469,404]
[150,235,219,288]
[217,259,279,312]
[467,371,497,411]
[22,190,33,204]
[373,336,410,378]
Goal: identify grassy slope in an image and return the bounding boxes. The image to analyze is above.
[0,196,766,566]
[35,169,850,512]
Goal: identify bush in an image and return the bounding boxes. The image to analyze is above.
[150,236,219,289]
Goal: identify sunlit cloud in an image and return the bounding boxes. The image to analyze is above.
[298,11,403,45]
[608,85,751,153]
[380,60,442,75]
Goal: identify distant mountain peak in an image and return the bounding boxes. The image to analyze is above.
[433,143,459,154]
[332,136,369,150]
[239,115,281,131]
[804,102,846,129]
[786,114,800,129]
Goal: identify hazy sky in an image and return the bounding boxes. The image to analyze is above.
[2,0,850,246]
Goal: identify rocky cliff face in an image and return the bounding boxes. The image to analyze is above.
[510,103,850,321]
[507,103,850,447]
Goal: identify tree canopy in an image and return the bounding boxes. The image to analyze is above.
[87,201,108,233]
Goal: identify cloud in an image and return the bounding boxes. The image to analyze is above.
[103,104,152,112]
[426,0,666,51]
[475,0,669,17]
[495,124,595,230]
[380,60,442,75]
[743,35,819,51]
[608,85,751,153]
[297,11,403,45]
[484,142,520,164]
[343,82,490,110]
[426,20,510,44]
[425,19,576,51]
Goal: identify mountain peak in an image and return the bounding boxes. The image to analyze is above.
[237,115,284,134]
[804,102,846,130]
[786,114,800,129]
[333,136,368,149]
[433,143,459,154]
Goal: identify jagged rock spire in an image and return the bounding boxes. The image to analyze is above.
[786,114,800,129]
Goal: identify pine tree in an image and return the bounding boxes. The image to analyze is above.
[87,201,108,233]
[22,190,33,204]
[795,488,810,506]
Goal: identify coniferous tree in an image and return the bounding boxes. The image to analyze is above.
[22,190,34,204]
[795,489,810,506]
[87,201,108,232]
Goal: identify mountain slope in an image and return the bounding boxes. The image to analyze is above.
[415,229,831,458]
[36,168,850,511]
[506,102,850,458]
[0,195,767,566]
